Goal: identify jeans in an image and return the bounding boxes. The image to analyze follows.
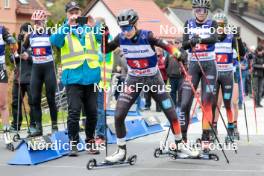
[169,77,183,108]
[95,91,105,138]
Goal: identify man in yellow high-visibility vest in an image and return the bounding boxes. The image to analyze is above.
[50,1,103,156]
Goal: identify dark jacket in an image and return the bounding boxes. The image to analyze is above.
[165,48,188,78]
[11,34,32,84]
[253,53,264,77]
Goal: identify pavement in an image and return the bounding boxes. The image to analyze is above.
[0,98,264,176]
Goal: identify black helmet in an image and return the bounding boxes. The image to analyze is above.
[117,9,139,26]
[192,0,211,9]
[20,22,32,33]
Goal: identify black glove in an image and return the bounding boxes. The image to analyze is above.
[190,36,201,47]
[101,23,109,36]
[247,53,253,60]
[17,33,25,42]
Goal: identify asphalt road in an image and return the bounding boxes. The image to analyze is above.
[0,99,264,176]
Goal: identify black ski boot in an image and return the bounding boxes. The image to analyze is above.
[201,130,212,153]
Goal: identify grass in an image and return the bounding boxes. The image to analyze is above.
[0,111,68,131]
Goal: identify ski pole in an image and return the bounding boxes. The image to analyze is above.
[102,28,108,157]
[250,72,258,134]
[51,46,66,130]
[192,49,238,154]
[235,39,250,143]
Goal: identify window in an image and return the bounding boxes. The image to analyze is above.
[4,0,10,9]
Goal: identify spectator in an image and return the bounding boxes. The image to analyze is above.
[10,23,35,132]
[235,42,249,109]
[165,39,187,109]
[253,45,264,107]
[245,46,256,97]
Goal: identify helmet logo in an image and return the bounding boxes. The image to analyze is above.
[119,21,129,26]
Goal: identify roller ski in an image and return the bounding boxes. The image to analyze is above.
[153,140,217,161]
[87,146,137,170]
[160,148,219,161]
[3,130,15,151]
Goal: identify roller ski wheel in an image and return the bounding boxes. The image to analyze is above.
[154,148,162,158]
[87,158,97,170]
[87,155,137,170]
[13,134,21,142]
[3,131,15,151]
[209,153,219,161]
[6,143,15,151]
[128,155,137,165]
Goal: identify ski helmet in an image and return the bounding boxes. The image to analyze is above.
[117,9,139,26]
[192,0,211,9]
[31,10,47,21]
[213,13,228,25]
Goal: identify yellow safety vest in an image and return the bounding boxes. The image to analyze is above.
[61,32,100,70]
[99,51,113,89]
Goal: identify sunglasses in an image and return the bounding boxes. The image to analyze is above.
[194,8,208,14]
[217,22,226,28]
[35,20,45,25]
[121,25,134,32]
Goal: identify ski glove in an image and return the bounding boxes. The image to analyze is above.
[190,36,202,47]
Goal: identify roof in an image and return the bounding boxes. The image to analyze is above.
[229,11,264,37]
[83,0,179,39]
[169,8,193,24]
[241,16,264,35]
[16,0,50,16]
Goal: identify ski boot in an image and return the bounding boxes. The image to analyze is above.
[209,124,218,143]
[198,130,214,154]
[87,145,137,170]
[225,128,235,144]
[68,141,79,157]
[105,145,127,163]
[169,140,200,159]
[28,123,43,137]
[3,129,15,151]
[234,127,240,140]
